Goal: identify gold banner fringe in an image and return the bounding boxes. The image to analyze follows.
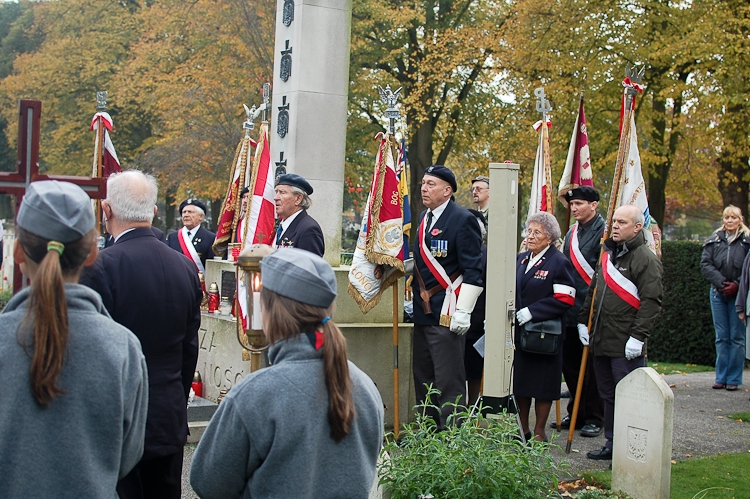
[347,269,403,314]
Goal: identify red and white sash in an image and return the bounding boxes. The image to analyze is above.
[570,223,595,286]
[178,227,205,274]
[602,250,640,309]
[417,216,462,324]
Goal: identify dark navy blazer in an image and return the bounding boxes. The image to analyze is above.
[412,201,483,326]
[166,225,216,267]
[80,227,202,459]
[277,209,325,257]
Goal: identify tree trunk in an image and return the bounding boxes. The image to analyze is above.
[408,116,435,239]
[717,152,750,221]
[210,197,222,233]
[164,186,176,233]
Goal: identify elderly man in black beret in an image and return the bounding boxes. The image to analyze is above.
[553,186,605,438]
[272,173,324,257]
[412,165,484,429]
[167,198,216,272]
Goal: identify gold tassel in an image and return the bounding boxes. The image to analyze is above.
[439,314,452,327]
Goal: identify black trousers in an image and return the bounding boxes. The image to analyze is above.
[592,355,646,449]
[413,323,466,429]
[117,451,184,499]
[561,327,604,426]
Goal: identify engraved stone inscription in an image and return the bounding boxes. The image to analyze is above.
[627,426,648,462]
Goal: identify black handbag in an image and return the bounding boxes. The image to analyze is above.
[519,318,562,355]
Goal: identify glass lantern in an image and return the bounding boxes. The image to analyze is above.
[235,243,274,372]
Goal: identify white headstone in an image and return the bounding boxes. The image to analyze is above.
[612,367,674,499]
[271,0,352,266]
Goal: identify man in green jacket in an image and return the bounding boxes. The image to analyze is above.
[577,204,663,460]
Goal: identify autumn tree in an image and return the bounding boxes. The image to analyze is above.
[350,0,510,226]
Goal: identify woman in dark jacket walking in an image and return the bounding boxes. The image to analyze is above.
[701,205,750,391]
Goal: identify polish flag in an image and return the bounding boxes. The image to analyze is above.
[90,112,122,178]
[244,122,275,245]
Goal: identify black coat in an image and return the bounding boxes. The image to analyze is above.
[412,201,483,326]
[562,214,605,323]
[167,225,216,268]
[514,246,576,400]
[277,210,325,257]
[105,227,165,248]
[80,227,202,459]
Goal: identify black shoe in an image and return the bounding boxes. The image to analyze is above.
[550,415,571,430]
[587,446,612,460]
[580,424,603,437]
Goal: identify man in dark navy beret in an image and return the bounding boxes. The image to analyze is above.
[167,198,216,272]
[272,173,324,257]
[412,164,484,429]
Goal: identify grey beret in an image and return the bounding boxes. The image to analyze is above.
[17,180,95,243]
[261,248,336,308]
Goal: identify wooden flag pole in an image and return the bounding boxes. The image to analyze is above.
[94,92,106,237]
[392,283,400,439]
[566,66,643,453]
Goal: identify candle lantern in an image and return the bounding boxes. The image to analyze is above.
[235,243,274,372]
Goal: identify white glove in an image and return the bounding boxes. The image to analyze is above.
[625,336,644,360]
[516,307,532,326]
[577,323,590,346]
[450,309,471,335]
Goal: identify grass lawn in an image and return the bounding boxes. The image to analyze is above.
[648,361,714,375]
[583,452,750,499]
[727,412,750,423]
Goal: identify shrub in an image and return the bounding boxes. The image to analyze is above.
[378,388,563,499]
[649,241,716,366]
[0,289,11,312]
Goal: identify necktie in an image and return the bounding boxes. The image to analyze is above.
[424,211,434,247]
[186,230,192,239]
[276,224,283,246]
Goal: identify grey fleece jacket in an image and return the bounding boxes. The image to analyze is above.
[190,334,384,499]
[0,284,148,498]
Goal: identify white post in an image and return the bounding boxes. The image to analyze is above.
[270,0,352,266]
[482,162,519,412]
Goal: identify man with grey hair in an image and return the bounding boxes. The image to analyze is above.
[166,198,215,271]
[80,170,202,499]
[272,173,324,256]
[471,175,490,225]
[578,204,662,461]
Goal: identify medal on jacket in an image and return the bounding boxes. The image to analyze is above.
[431,240,438,257]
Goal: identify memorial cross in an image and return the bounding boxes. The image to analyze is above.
[0,99,107,293]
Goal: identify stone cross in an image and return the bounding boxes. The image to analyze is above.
[0,100,107,293]
[612,367,674,499]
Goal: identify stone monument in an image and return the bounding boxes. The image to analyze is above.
[270,0,352,266]
[612,367,674,499]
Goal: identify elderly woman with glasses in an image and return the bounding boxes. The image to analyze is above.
[514,212,576,442]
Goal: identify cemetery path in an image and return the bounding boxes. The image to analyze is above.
[180,369,750,497]
[551,369,750,480]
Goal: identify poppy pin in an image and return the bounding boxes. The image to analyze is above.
[431,228,441,237]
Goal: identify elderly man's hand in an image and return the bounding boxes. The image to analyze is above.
[577,323,590,346]
[625,337,644,360]
[449,309,471,335]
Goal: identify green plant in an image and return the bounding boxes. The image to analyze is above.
[650,241,716,366]
[378,387,563,499]
[648,362,714,375]
[0,289,12,312]
[727,412,750,423]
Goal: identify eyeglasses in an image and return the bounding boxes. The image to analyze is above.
[470,187,487,193]
[526,230,545,238]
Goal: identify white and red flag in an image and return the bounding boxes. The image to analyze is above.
[616,111,658,255]
[243,122,275,246]
[90,112,122,178]
[527,118,554,219]
[347,132,405,313]
[558,95,593,204]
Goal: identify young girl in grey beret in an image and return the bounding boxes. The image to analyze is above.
[0,180,148,497]
[191,248,384,498]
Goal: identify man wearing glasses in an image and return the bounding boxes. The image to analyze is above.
[471,176,490,230]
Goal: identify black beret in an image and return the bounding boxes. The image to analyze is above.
[565,186,600,203]
[180,198,208,214]
[276,173,313,195]
[424,165,457,193]
[240,186,250,197]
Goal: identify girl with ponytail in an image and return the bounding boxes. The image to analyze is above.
[0,181,148,497]
[191,248,384,499]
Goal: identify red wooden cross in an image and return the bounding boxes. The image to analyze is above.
[0,99,107,293]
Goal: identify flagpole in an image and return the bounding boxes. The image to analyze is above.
[566,66,645,453]
[94,91,107,238]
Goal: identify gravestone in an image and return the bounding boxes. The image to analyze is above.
[612,367,674,499]
[270,0,352,266]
